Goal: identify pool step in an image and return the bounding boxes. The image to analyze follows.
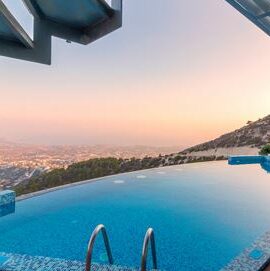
[0,226,160,271]
[0,252,151,271]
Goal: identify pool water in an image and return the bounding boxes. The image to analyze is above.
[1,161,270,271]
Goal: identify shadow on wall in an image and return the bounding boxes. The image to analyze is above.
[0,190,16,218]
[0,202,15,217]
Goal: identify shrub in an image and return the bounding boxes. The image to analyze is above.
[259,144,270,155]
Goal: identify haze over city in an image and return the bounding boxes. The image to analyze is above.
[0,0,269,147]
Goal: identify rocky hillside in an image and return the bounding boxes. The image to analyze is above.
[182,115,270,156]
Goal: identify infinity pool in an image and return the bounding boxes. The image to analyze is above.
[1,161,270,271]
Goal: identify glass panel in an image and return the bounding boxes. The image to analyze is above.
[259,15,270,29]
[0,16,16,40]
[35,0,110,28]
[2,0,34,39]
[235,0,270,16]
[257,0,270,13]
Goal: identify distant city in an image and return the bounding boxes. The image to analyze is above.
[0,140,181,190]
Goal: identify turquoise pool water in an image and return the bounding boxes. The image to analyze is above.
[1,161,270,271]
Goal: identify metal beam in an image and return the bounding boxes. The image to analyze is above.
[0,0,123,64]
[257,11,270,19]
[0,0,33,48]
[225,0,270,36]
[23,0,123,45]
[0,18,51,65]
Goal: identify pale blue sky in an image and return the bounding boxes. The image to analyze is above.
[0,0,269,146]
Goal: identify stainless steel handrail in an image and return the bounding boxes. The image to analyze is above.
[85,224,113,271]
[141,228,158,271]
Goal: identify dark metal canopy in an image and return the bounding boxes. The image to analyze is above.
[225,0,270,36]
[0,1,33,48]
[0,0,269,65]
[0,0,122,64]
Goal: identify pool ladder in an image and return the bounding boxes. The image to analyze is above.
[85,224,158,271]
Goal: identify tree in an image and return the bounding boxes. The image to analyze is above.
[259,144,270,156]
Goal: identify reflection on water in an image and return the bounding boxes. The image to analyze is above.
[229,155,270,173]
[0,202,15,217]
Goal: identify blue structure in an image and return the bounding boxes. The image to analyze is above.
[228,155,265,164]
[0,202,15,217]
[0,190,16,206]
[261,157,270,173]
[229,155,270,173]
[225,0,270,36]
[0,190,15,217]
[0,0,122,64]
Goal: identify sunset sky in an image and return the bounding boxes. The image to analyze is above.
[0,0,269,147]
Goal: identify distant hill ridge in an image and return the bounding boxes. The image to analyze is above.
[183,114,270,155]
[14,115,270,196]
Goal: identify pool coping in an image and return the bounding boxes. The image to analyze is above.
[16,177,105,202]
[16,161,223,202]
[0,252,141,271]
[16,160,231,202]
[15,165,169,202]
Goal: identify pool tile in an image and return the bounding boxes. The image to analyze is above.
[220,231,270,271]
[0,190,15,206]
[0,252,155,271]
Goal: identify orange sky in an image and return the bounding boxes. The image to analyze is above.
[0,0,269,147]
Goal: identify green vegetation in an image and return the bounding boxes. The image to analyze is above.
[15,157,163,196]
[259,144,270,156]
[15,155,227,196]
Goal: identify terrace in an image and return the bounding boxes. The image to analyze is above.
[1,1,270,271]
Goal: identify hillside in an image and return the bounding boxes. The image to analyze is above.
[15,154,224,196]
[181,115,270,157]
[15,115,270,196]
